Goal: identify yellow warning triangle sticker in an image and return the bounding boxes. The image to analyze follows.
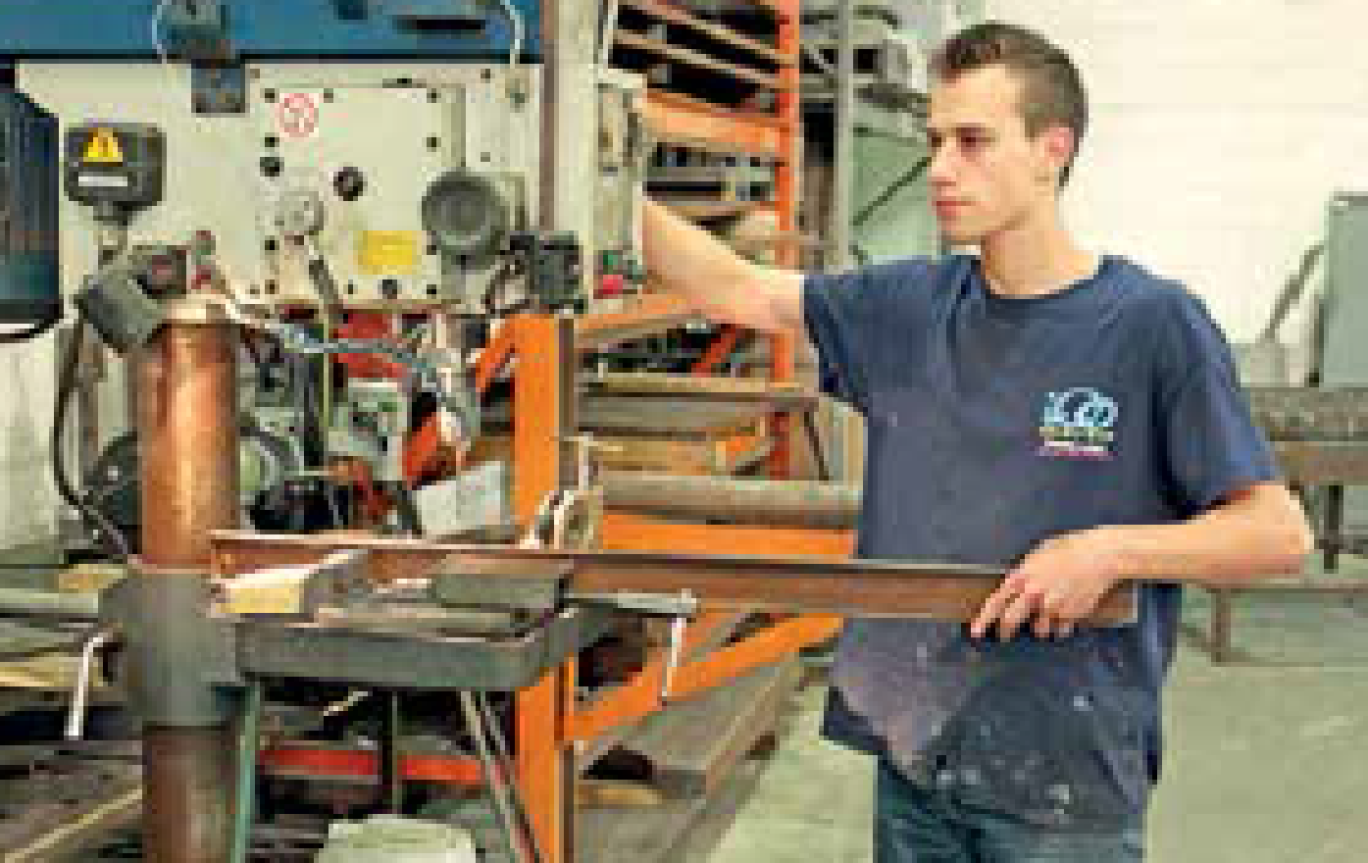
[83,128,124,164]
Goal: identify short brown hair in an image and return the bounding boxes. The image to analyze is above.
[931,21,1088,184]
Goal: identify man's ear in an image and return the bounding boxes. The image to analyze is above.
[1041,125,1075,176]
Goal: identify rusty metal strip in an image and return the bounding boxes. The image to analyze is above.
[209,531,1136,625]
[574,293,698,350]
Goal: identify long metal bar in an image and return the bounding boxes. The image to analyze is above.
[600,511,852,557]
[207,530,1136,625]
[573,293,696,350]
[602,472,860,528]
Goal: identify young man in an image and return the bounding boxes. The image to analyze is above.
[641,20,1313,863]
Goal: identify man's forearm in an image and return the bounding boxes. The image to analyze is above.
[641,198,801,332]
[1107,485,1312,586]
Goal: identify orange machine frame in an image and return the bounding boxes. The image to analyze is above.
[487,308,850,863]
[512,2,815,857]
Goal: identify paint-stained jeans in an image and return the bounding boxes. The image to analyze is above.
[875,758,1146,862]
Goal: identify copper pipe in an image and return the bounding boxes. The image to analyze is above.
[142,727,235,863]
[136,317,238,862]
[137,320,239,568]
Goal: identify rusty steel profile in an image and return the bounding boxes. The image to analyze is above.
[209,530,1137,626]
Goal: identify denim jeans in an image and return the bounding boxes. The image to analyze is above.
[875,758,1146,862]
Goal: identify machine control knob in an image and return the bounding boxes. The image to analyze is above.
[334,165,366,201]
[273,188,325,238]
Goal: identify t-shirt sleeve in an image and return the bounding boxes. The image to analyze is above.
[803,270,873,413]
[807,258,935,414]
[1155,289,1280,513]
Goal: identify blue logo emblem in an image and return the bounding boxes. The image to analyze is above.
[1039,388,1118,459]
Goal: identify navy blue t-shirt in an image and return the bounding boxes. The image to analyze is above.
[803,254,1279,827]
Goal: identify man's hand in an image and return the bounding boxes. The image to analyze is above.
[970,529,1127,641]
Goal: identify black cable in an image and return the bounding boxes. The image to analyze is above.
[51,317,131,561]
[801,410,832,482]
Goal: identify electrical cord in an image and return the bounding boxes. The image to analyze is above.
[51,316,132,562]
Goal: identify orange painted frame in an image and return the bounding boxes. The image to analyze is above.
[516,4,809,859]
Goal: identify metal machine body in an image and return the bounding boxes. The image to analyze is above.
[1,1,646,542]
[23,61,543,314]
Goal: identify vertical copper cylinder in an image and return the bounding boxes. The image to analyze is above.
[137,319,239,568]
[136,317,238,863]
[142,726,235,863]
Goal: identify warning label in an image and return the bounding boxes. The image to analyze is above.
[359,231,420,275]
[82,128,124,164]
[276,92,320,140]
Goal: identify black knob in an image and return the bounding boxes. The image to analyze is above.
[259,155,283,178]
[334,166,365,202]
[379,278,401,300]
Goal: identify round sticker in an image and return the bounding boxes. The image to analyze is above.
[276,92,319,140]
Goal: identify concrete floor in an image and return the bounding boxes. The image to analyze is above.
[678,583,1368,862]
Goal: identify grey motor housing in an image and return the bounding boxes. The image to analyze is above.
[0,89,59,326]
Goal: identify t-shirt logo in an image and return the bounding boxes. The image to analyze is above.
[1038,387,1118,459]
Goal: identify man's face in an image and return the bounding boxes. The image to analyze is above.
[926,64,1071,245]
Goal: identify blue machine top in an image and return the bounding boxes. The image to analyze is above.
[0,0,541,61]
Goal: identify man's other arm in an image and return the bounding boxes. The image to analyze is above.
[643,198,805,335]
[1104,481,1312,584]
[972,481,1313,640]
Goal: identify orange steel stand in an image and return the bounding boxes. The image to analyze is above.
[513,314,578,863]
[507,304,848,863]
[507,6,819,858]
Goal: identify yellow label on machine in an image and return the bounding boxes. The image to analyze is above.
[359,230,420,275]
[82,128,124,164]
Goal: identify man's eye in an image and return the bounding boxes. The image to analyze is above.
[960,134,989,149]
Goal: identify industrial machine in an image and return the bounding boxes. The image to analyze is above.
[0,0,650,556]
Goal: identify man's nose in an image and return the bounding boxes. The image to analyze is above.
[928,144,957,187]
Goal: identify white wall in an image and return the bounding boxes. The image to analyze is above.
[984,0,1368,343]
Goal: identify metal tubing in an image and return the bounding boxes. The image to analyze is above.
[461,691,529,863]
[603,472,860,528]
[138,320,239,568]
[143,726,235,863]
[136,315,239,863]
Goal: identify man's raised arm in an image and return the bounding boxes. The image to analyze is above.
[642,198,806,335]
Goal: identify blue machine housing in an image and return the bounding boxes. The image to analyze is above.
[0,0,541,61]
